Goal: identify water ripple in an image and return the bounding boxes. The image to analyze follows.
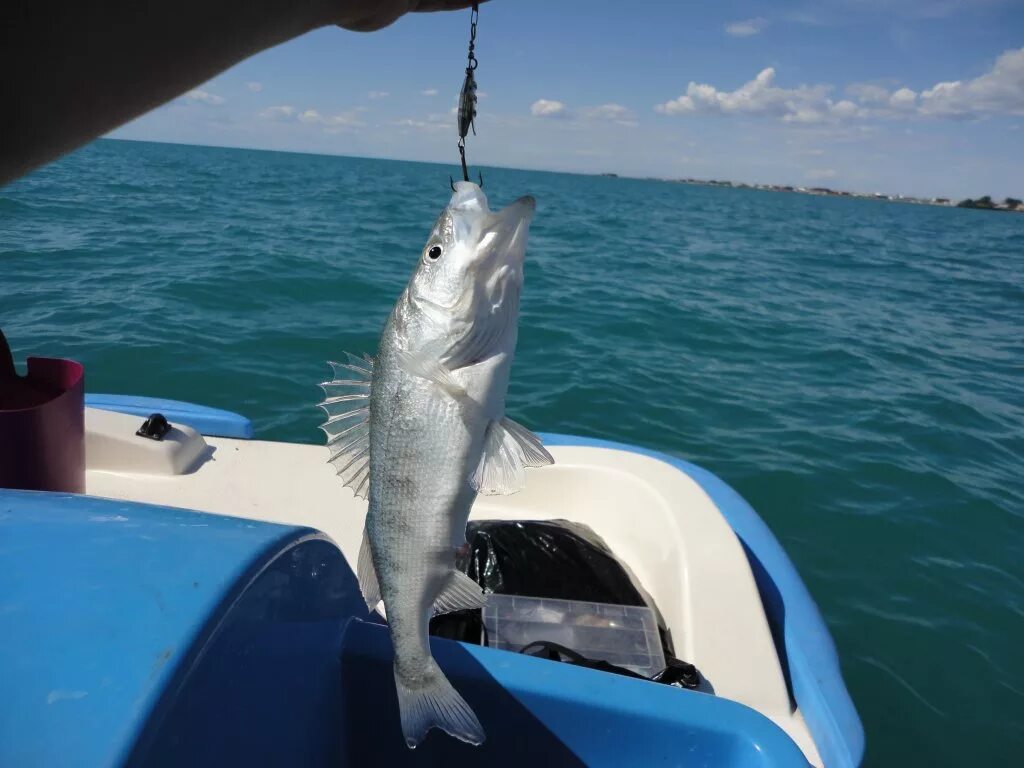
[2,139,1023,766]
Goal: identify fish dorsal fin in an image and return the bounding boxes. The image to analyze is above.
[318,352,373,500]
[432,569,487,616]
[357,527,381,612]
[470,417,554,496]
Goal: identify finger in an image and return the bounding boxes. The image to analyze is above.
[337,0,414,32]
[412,0,488,12]
[337,0,485,32]
[341,13,405,32]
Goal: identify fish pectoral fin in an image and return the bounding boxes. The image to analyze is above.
[396,348,468,400]
[318,352,373,500]
[470,417,555,496]
[432,569,487,616]
[357,528,381,612]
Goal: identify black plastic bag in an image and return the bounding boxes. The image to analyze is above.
[519,641,702,691]
[430,519,672,656]
[428,519,706,690]
[460,520,652,605]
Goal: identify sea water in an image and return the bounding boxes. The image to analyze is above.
[2,139,1022,767]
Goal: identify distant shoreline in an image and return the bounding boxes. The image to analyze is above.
[99,138,1019,210]
[659,177,1024,212]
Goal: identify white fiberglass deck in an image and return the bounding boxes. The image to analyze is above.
[82,407,821,766]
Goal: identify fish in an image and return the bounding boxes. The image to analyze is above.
[318,181,553,748]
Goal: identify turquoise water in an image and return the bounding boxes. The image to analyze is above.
[2,139,1022,766]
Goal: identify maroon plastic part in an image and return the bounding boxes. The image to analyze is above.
[0,350,86,494]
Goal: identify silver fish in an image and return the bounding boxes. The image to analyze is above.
[319,182,553,748]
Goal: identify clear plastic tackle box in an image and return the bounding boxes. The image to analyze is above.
[481,594,666,678]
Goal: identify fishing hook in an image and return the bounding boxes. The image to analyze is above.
[450,171,484,192]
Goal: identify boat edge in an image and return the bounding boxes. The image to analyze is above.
[539,432,865,768]
[85,394,255,439]
[77,394,862,766]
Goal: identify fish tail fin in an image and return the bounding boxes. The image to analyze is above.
[394,661,485,749]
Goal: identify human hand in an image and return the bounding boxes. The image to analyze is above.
[332,0,485,33]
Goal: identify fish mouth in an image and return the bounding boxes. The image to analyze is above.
[507,195,536,215]
[446,183,534,276]
[449,182,534,225]
[477,195,534,270]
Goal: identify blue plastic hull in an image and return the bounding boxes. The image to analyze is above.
[85,393,254,439]
[0,396,863,767]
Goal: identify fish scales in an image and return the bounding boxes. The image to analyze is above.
[319,182,553,749]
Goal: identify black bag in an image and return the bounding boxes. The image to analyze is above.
[432,519,664,645]
[519,641,702,691]
[429,521,682,656]
[429,520,703,690]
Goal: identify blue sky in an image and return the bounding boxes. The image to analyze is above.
[112,0,1024,199]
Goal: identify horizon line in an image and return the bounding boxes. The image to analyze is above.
[100,137,1013,204]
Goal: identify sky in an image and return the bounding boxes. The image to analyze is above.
[111,0,1024,199]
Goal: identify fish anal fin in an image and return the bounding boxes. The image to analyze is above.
[470,416,554,496]
[432,569,486,616]
[357,528,381,612]
[501,417,555,468]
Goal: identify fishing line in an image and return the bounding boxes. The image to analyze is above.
[452,3,482,189]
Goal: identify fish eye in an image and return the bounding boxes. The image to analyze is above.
[426,245,443,261]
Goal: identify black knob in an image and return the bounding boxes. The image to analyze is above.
[136,413,171,441]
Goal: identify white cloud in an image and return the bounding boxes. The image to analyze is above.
[846,83,890,104]
[259,105,294,120]
[531,99,569,118]
[830,99,863,119]
[297,108,364,131]
[656,48,1024,123]
[421,88,439,96]
[247,82,263,93]
[725,17,768,37]
[185,89,224,106]
[395,113,450,132]
[297,109,321,123]
[918,47,1024,117]
[529,99,639,126]
[368,91,389,100]
[257,104,364,132]
[655,68,836,122]
[889,87,917,111]
[582,103,635,123]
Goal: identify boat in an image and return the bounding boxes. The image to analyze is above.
[0,394,864,767]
